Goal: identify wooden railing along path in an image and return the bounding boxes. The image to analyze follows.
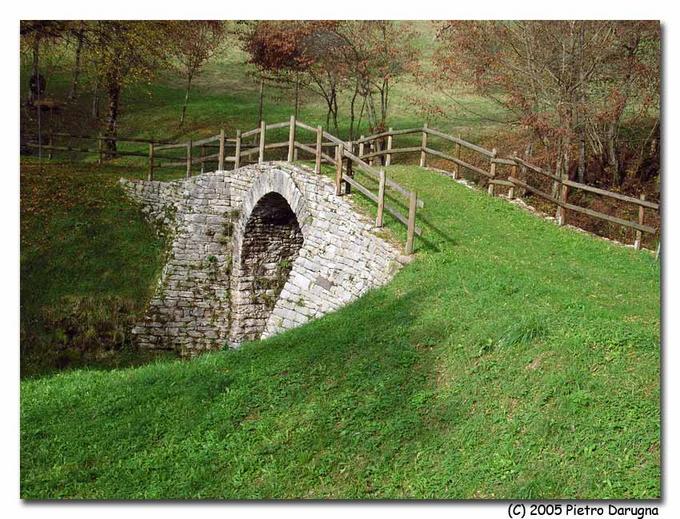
[24,116,659,252]
[354,124,659,251]
[24,116,424,255]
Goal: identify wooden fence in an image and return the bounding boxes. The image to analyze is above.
[353,124,659,251]
[23,132,173,164]
[24,116,423,255]
[24,116,659,253]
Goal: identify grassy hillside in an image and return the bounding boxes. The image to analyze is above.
[21,164,660,499]
[20,159,170,377]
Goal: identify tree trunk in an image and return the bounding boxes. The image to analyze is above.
[356,94,366,138]
[91,75,100,119]
[379,78,390,130]
[576,25,586,184]
[29,36,40,105]
[606,123,620,186]
[577,135,586,183]
[105,80,120,156]
[331,91,339,134]
[68,26,85,101]
[553,150,563,199]
[257,77,264,125]
[322,87,338,135]
[348,81,360,142]
[553,136,570,198]
[180,73,193,128]
[365,90,377,133]
[294,73,300,121]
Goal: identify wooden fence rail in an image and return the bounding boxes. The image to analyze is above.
[340,123,659,250]
[501,154,659,247]
[23,118,423,255]
[23,116,658,252]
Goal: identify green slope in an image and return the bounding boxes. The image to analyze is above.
[20,165,660,499]
[20,160,171,377]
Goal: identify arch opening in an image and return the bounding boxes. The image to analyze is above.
[231,192,304,343]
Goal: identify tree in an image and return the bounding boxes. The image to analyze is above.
[20,21,67,104]
[87,21,173,154]
[432,21,660,187]
[170,21,226,128]
[240,21,316,123]
[303,21,420,138]
[240,21,418,138]
[582,22,660,185]
[65,21,88,101]
[297,22,350,133]
[336,21,420,135]
[297,21,419,139]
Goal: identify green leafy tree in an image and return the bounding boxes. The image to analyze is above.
[20,21,67,104]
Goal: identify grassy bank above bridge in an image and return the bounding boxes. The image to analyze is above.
[20,162,659,499]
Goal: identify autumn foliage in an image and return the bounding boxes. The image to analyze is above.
[240,21,420,137]
[432,21,660,188]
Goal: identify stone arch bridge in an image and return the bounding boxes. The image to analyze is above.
[121,162,403,355]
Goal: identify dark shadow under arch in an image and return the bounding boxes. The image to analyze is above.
[230,192,304,343]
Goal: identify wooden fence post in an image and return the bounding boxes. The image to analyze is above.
[557,176,569,226]
[635,194,646,250]
[453,135,461,179]
[508,152,518,198]
[148,142,154,181]
[487,148,497,196]
[552,160,561,200]
[287,115,295,162]
[315,126,322,174]
[218,128,225,170]
[234,129,241,170]
[405,190,418,255]
[258,120,266,164]
[334,144,343,196]
[47,129,53,160]
[519,148,529,197]
[420,123,428,168]
[186,140,192,178]
[385,128,393,166]
[358,136,365,160]
[200,144,206,174]
[376,168,386,227]
[345,143,352,194]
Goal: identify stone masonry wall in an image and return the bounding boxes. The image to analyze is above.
[119,178,186,235]
[121,173,234,355]
[120,162,402,355]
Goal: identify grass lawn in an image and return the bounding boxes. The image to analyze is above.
[20,163,660,499]
[20,159,171,377]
